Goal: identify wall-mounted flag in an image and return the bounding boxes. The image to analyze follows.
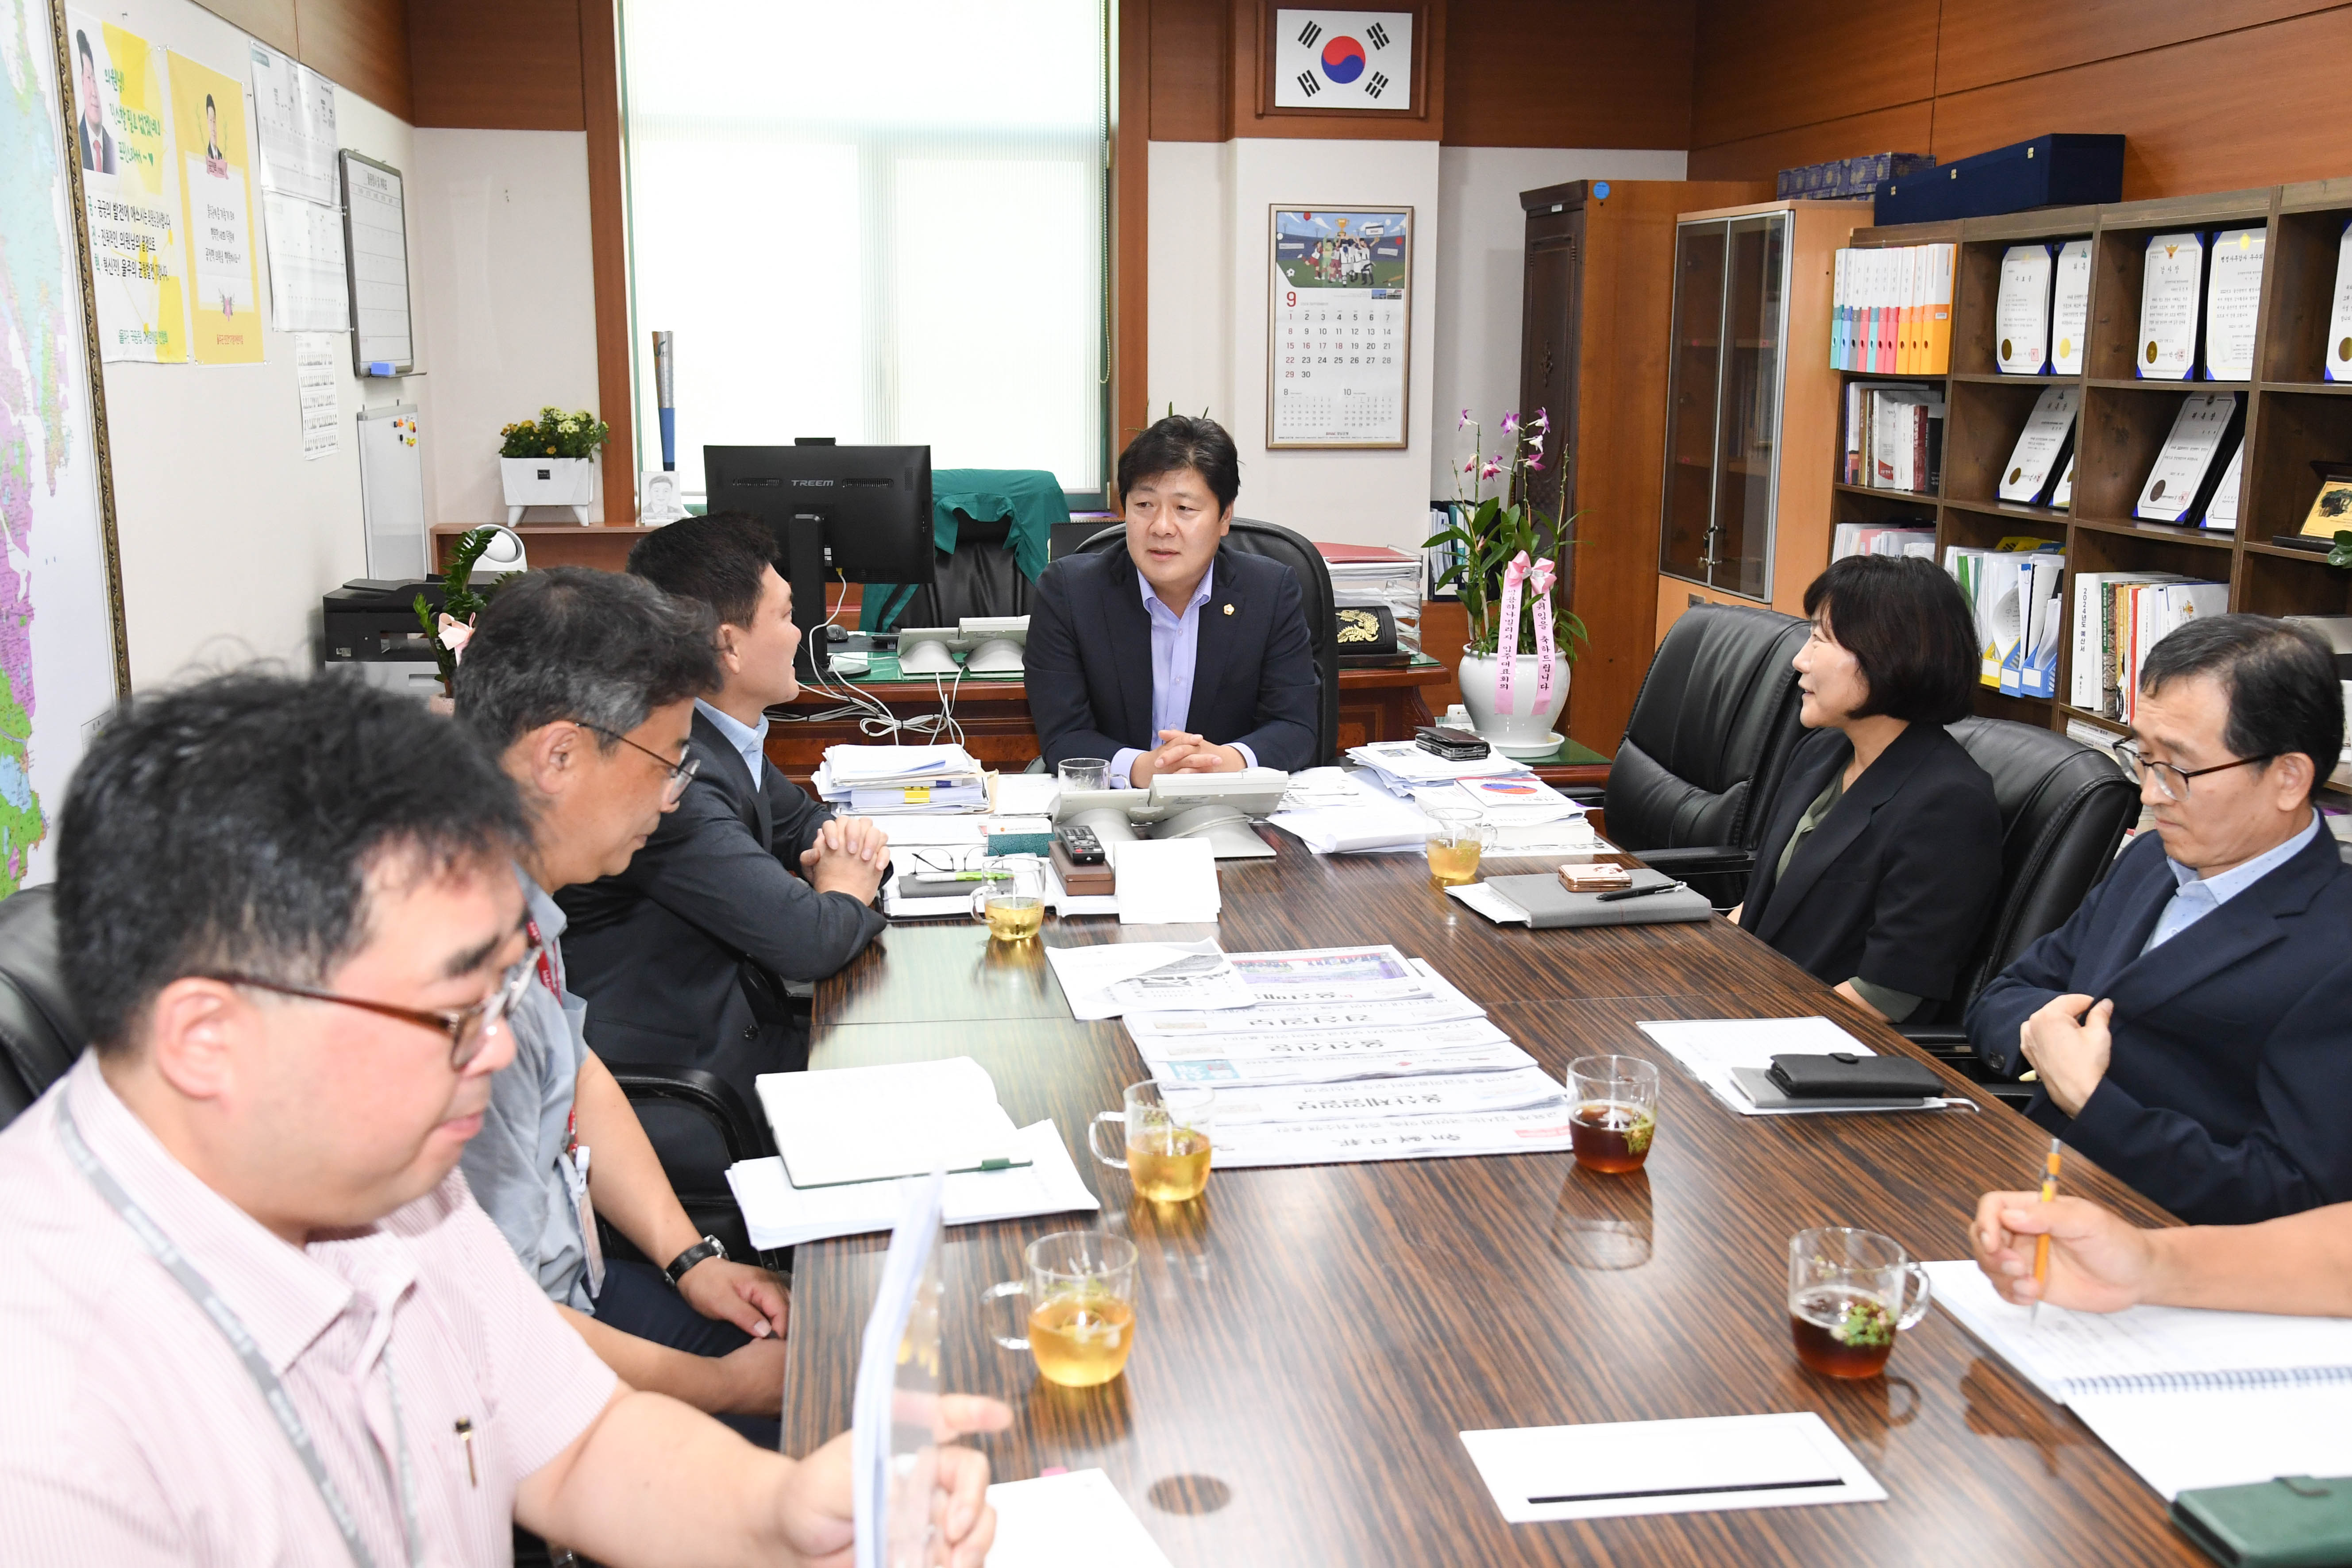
[1272,9,1414,111]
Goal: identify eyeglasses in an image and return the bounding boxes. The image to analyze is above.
[2112,739,2273,803]
[582,724,700,804]
[205,936,545,1069]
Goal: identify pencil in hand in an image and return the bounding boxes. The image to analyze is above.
[2030,1137,2063,1324]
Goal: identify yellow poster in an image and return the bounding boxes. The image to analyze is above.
[66,12,185,361]
[167,51,262,365]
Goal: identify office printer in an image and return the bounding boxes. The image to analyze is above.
[322,578,445,699]
[1053,771,1291,860]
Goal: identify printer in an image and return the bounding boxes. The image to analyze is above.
[323,578,446,700]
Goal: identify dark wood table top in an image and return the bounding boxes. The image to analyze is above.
[790,839,2196,1564]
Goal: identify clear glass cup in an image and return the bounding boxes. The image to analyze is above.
[1425,806,1495,887]
[1089,1079,1214,1202]
[1566,1054,1660,1174]
[986,1230,1138,1387]
[1788,1227,1933,1379]
[969,857,1044,942]
[1058,757,1111,793]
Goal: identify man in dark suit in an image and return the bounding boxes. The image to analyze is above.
[74,31,114,174]
[1026,415,1319,781]
[1968,614,2352,1225]
[557,513,889,1107]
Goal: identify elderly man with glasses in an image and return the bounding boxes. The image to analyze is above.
[1968,613,2352,1225]
[453,567,794,1442]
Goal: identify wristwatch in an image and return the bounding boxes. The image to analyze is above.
[663,1234,728,1287]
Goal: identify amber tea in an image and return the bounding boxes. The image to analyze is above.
[1026,1292,1137,1387]
[1790,1287,1898,1378]
[1126,1125,1212,1202]
[1569,1100,1655,1174]
[983,894,1044,942]
[1786,1227,1932,1380]
[1426,837,1484,886]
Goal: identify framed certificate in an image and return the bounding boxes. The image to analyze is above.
[1268,205,1411,449]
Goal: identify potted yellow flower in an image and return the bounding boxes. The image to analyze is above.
[498,406,610,524]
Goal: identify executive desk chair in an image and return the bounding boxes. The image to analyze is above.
[1078,519,1342,766]
[1604,605,1813,909]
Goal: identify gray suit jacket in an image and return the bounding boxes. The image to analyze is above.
[555,709,887,1107]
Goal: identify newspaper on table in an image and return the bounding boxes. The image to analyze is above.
[1044,940,1254,1020]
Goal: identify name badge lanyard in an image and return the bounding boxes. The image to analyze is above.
[58,1099,424,1568]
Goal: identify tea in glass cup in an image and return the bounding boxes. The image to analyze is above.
[1787,1227,1933,1379]
[1566,1055,1660,1174]
[969,857,1045,942]
[1425,807,1494,887]
[987,1230,1139,1387]
[1089,1079,1214,1202]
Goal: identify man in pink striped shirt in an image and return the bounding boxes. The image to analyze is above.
[0,674,1005,1566]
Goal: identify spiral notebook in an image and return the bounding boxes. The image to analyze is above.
[1926,1262,2352,1497]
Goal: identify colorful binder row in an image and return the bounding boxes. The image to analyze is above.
[1832,244,1955,373]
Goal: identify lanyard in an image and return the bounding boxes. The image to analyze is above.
[524,917,562,1002]
[57,1099,424,1568]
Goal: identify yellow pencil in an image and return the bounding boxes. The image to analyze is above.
[2031,1137,2063,1325]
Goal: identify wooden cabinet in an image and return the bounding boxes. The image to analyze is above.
[1514,178,1767,755]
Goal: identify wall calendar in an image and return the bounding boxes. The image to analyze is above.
[1268,205,1412,449]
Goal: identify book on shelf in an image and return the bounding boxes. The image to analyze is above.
[1831,523,1935,562]
[1994,243,2055,375]
[2066,574,2226,719]
[2139,231,2209,381]
[1831,243,1952,373]
[2202,225,2264,381]
[1996,385,2079,506]
[1847,385,1944,493]
[2135,392,2243,524]
[2050,239,2093,375]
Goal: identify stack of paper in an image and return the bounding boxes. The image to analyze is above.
[1344,740,1533,797]
[1268,771,1439,855]
[1122,946,1577,1168]
[758,1056,1025,1187]
[816,744,989,814]
[725,1121,1098,1249]
[1635,1016,1975,1117]
[1042,940,1256,1020]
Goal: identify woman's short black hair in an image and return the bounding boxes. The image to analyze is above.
[2140,614,2344,802]
[1117,415,1239,511]
[1802,555,1979,726]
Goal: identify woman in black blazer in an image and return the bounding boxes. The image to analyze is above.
[1732,555,2001,1022]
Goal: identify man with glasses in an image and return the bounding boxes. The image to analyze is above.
[0,672,1006,1564]
[1968,614,2352,1224]
[454,568,793,1441]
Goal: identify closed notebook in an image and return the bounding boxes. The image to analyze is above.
[2173,1475,2352,1568]
[1478,869,1712,928]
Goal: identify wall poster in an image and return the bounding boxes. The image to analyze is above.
[1268,205,1411,450]
[168,47,261,364]
[63,9,185,362]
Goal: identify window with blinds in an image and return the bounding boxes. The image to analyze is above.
[619,1,1109,500]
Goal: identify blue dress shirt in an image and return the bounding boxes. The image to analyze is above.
[1110,564,1257,786]
[694,697,770,783]
[2141,812,2323,955]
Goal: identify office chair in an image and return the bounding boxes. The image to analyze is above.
[0,887,78,1128]
[1898,718,2139,1106]
[1079,518,1342,766]
[1605,605,1814,909]
[597,1061,773,1271]
[895,509,1033,627]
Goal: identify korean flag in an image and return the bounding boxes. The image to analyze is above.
[1272,9,1414,110]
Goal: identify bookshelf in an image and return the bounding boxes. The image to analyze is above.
[1842,181,2352,745]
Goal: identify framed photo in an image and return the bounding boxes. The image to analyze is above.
[1267,205,1411,450]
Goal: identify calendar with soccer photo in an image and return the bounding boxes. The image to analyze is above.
[1268,205,1411,449]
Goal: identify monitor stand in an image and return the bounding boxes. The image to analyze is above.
[785,509,829,683]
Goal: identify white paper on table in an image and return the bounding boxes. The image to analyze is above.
[1446,881,1531,925]
[1347,740,1534,785]
[728,1120,1098,1249]
[1276,765,1372,809]
[874,816,992,848]
[1490,819,1603,854]
[1045,940,1237,1020]
[1269,771,1435,853]
[1134,1014,1510,1062]
[1108,838,1221,925]
[1143,1038,1540,1086]
[1458,1413,1884,1524]
[1209,1066,1565,1125]
[1210,1102,1578,1167]
[1636,1016,1975,1118]
[985,1469,1172,1568]
[1228,944,1423,990]
[822,744,978,783]
[2070,1387,2352,1501]
[758,1057,1022,1188]
[991,773,1061,816]
[1124,983,1488,1040]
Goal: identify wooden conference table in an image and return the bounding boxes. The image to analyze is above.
[785,837,2193,1565]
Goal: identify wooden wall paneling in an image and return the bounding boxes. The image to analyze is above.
[1230,0,1444,140]
[1442,0,1695,150]
[578,0,633,524]
[1689,0,1939,151]
[1930,0,2338,97]
[197,0,297,56]
[1928,10,2352,198]
[1115,0,1149,466]
[1686,101,1935,185]
[295,0,411,119]
[1147,0,1227,141]
[406,0,586,130]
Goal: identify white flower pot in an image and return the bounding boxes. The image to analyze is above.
[1455,646,1570,757]
[500,456,596,525]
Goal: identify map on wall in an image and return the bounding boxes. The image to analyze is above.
[0,0,133,893]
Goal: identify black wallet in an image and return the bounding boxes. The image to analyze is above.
[1766,1052,1944,1100]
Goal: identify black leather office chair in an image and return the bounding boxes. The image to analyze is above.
[1900,719,2140,1103]
[1079,518,1341,765]
[1606,605,1814,909]
[0,887,78,1129]
[897,509,1033,627]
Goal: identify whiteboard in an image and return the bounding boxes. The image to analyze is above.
[358,404,425,579]
[340,149,413,374]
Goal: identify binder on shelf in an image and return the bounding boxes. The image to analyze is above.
[1925,243,1955,374]
[2050,239,2093,376]
[1997,385,2079,506]
[2138,231,2208,381]
[2328,220,2352,382]
[2134,392,2243,524]
[2203,440,2244,533]
[1995,243,2056,375]
[1829,244,1952,374]
[1946,540,2059,690]
[2202,226,2264,381]
[2005,554,2067,699]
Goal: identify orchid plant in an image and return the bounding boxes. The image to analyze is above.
[1424,408,1589,661]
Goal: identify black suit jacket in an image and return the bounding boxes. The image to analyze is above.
[1737,722,2001,1006]
[556,709,888,1106]
[1026,543,1320,773]
[1967,823,2352,1224]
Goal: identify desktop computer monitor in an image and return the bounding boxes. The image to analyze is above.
[703,443,934,678]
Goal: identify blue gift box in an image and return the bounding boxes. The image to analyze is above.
[1873,135,2125,226]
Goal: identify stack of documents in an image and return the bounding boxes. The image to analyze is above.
[1345,740,1533,797]
[815,744,988,814]
[1635,1015,1975,1117]
[1268,770,1440,854]
[1118,944,1577,1168]
[1270,765,1596,857]
[1927,1262,2352,1501]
